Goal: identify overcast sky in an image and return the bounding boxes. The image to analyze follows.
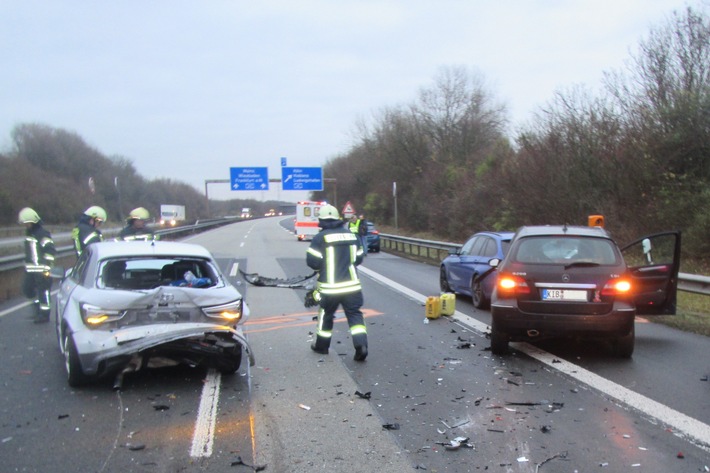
[0,1,698,202]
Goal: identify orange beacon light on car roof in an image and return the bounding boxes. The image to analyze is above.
[588,215,605,227]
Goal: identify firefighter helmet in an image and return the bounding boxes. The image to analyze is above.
[127,207,150,221]
[84,206,107,222]
[18,207,41,224]
[319,204,340,220]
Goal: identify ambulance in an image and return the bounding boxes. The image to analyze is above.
[295,201,328,241]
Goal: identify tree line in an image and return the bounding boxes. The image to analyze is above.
[311,6,710,261]
[0,124,281,227]
[1,7,707,263]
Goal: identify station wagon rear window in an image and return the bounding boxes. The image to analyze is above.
[513,237,620,265]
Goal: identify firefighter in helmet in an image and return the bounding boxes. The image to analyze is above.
[306,204,368,361]
[72,205,106,256]
[117,207,157,241]
[18,207,56,323]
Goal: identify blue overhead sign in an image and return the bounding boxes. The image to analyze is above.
[281,167,323,191]
[230,167,269,191]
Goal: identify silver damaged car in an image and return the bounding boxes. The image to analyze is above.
[55,240,254,388]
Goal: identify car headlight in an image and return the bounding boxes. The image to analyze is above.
[81,303,126,327]
[203,299,243,323]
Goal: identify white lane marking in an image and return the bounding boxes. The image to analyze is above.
[240,242,245,248]
[0,300,33,318]
[190,369,222,458]
[357,265,710,451]
[230,262,239,277]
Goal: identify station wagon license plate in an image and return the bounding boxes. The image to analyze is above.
[542,289,588,301]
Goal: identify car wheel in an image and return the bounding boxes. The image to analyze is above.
[373,245,380,252]
[440,267,452,293]
[613,326,635,358]
[216,346,243,375]
[63,334,92,387]
[490,329,509,355]
[471,278,489,309]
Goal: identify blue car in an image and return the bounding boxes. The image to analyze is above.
[439,231,514,308]
[365,221,380,252]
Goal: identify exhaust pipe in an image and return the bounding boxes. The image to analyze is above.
[113,356,143,391]
[527,329,540,337]
[113,370,127,391]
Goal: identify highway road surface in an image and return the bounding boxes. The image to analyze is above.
[1,217,708,472]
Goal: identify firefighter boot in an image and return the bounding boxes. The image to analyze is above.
[34,310,50,324]
[29,301,42,322]
[310,336,329,355]
[354,345,368,362]
[352,331,368,361]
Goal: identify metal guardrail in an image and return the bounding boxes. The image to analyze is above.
[0,218,237,272]
[379,233,710,296]
[3,225,708,296]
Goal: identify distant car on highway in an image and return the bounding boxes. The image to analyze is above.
[54,240,254,387]
[489,225,681,357]
[365,221,380,252]
[440,231,514,308]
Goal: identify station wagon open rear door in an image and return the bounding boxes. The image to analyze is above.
[621,231,681,316]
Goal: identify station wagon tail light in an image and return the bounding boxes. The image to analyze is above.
[81,303,126,326]
[497,275,530,294]
[601,278,632,296]
[203,299,243,322]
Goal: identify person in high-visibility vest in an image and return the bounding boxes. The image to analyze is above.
[306,205,368,361]
[18,207,56,323]
[348,214,368,255]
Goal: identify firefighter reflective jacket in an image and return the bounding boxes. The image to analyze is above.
[306,219,364,295]
[117,224,158,241]
[72,215,103,256]
[24,223,56,274]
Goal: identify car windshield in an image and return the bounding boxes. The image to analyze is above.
[98,257,217,289]
[513,236,619,265]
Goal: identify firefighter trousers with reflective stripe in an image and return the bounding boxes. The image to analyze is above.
[312,291,367,351]
[22,272,52,314]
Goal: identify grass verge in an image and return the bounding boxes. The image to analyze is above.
[657,292,710,337]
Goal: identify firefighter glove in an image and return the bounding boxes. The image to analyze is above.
[304,290,320,308]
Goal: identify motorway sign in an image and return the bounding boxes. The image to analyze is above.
[281,166,323,191]
[230,167,269,191]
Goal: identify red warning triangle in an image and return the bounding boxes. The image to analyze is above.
[342,201,356,216]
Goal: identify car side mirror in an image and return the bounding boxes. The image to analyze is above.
[489,258,500,268]
[49,266,66,280]
[448,248,459,256]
